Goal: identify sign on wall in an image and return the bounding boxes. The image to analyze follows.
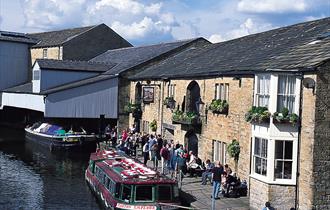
[143,87,154,103]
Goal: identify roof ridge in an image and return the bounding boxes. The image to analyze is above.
[103,37,203,53]
[28,24,99,35]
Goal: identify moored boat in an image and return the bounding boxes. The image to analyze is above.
[25,122,97,150]
[85,149,181,210]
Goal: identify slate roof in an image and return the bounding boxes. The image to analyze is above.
[91,38,209,75]
[36,59,115,72]
[2,82,33,94]
[130,17,330,80]
[0,31,37,44]
[29,25,95,48]
[40,38,209,94]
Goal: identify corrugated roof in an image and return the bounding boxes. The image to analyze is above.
[0,31,37,44]
[130,17,330,80]
[29,25,96,48]
[36,59,116,73]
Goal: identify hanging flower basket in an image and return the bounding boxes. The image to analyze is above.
[227,139,240,162]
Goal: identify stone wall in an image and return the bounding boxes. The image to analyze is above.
[250,178,296,210]
[130,76,254,182]
[31,47,60,64]
[298,73,317,210]
[312,61,330,209]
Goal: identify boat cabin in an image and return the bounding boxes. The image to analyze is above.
[85,149,180,210]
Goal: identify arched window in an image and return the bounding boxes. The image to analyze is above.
[186,81,201,113]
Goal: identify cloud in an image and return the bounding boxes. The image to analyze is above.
[226,18,273,39]
[208,34,225,43]
[237,0,308,13]
[22,0,177,44]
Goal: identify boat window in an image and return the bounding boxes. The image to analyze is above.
[158,185,171,201]
[173,185,179,198]
[109,180,116,194]
[89,160,95,173]
[105,177,110,190]
[115,183,121,198]
[135,185,153,202]
[121,185,132,203]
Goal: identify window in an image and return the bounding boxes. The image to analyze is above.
[42,49,48,59]
[168,84,176,97]
[121,185,132,202]
[142,120,149,133]
[33,70,40,80]
[274,141,293,179]
[58,46,63,59]
[135,185,153,201]
[213,140,226,165]
[157,185,171,201]
[277,75,296,113]
[256,75,270,107]
[254,137,268,176]
[215,83,229,100]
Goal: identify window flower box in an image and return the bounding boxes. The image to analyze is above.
[245,106,271,124]
[172,110,201,125]
[272,108,299,126]
[208,99,229,115]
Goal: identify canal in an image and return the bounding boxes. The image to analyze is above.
[0,126,101,210]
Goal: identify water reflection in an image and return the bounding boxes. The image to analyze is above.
[0,127,101,210]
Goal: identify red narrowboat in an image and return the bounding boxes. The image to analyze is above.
[85,149,181,210]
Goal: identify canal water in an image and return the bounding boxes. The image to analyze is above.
[0,126,101,210]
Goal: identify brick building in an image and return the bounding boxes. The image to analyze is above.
[128,18,330,209]
[29,24,132,64]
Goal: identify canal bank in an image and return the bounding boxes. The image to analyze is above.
[0,126,101,210]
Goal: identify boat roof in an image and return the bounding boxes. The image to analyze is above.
[91,149,176,185]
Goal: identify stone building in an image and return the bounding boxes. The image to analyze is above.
[128,18,330,210]
[28,24,132,64]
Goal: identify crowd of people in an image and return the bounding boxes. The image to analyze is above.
[102,124,247,198]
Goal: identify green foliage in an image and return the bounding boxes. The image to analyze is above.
[149,119,157,132]
[273,107,299,125]
[227,139,240,162]
[172,110,199,124]
[124,102,141,114]
[208,99,229,114]
[163,96,174,105]
[245,106,270,123]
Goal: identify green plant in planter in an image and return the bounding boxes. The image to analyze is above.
[208,99,229,113]
[163,96,173,105]
[245,106,270,123]
[183,112,198,123]
[227,139,240,162]
[124,102,141,113]
[273,107,299,125]
[172,109,183,121]
[149,119,157,132]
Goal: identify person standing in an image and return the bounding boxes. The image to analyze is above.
[211,161,224,199]
[142,142,149,165]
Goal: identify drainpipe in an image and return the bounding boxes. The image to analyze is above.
[295,76,304,209]
[160,80,165,135]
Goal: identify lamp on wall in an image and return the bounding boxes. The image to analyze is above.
[196,97,208,124]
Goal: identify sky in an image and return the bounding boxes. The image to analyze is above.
[0,0,329,46]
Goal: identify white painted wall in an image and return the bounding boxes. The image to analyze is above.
[0,92,45,112]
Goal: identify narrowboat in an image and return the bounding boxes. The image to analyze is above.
[85,149,181,210]
[25,122,97,150]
